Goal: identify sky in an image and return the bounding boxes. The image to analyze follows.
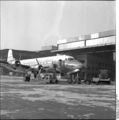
[1,1,115,51]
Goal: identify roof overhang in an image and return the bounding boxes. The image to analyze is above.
[51,44,115,54]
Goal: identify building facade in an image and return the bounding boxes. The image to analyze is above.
[53,30,116,81]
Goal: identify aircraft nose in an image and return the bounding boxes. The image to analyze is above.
[75,62,83,68]
[65,60,83,68]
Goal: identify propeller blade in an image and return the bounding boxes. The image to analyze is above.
[36,58,40,66]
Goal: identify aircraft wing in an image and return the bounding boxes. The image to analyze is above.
[0,62,26,74]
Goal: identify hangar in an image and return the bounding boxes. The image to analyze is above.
[52,30,116,81]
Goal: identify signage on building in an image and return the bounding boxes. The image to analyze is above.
[58,41,85,50]
[57,39,67,44]
[86,36,115,47]
[56,30,115,51]
[91,33,99,39]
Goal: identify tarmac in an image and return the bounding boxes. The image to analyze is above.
[0,75,116,119]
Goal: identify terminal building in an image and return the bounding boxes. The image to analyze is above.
[52,30,116,81]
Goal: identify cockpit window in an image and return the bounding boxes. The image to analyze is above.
[68,58,74,61]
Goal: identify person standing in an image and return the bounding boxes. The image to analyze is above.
[52,64,58,84]
[25,70,31,82]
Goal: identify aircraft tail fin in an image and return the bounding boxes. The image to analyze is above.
[7,49,15,64]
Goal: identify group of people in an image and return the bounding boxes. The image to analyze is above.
[24,65,43,82]
[24,64,58,83]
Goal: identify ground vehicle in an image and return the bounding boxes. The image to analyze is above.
[92,69,111,84]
